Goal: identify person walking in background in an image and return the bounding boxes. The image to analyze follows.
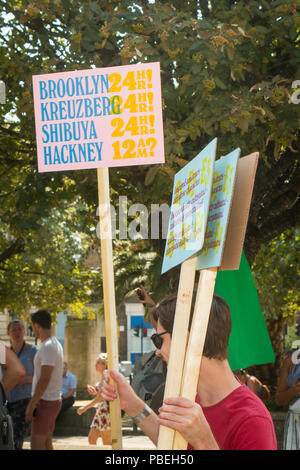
[276,346,300,450]
[236,369,271,401]
[6,320,38,449]
[58,362,77,417]
[77,353,111,446]
[25,310,64,450]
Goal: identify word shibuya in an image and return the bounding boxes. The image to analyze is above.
[96,196,207,246]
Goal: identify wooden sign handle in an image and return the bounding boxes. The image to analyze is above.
[157,255,197,450]
[172,267,217,449]
[97,167,123,450]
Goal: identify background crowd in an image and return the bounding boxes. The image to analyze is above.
[0,288,299,450]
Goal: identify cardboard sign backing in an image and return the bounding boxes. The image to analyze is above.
[219,152,259,270]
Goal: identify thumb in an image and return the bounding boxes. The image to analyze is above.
[109,369,125,384]
[107,369,128,390]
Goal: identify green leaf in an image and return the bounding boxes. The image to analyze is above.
[214,76,227,90]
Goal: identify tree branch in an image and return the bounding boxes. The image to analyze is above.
[0,238,25,264]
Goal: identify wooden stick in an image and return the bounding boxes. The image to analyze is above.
[97,167,123,450]
[173,268,217,450]
[157,255,197,450]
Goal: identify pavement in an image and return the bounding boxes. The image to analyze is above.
[22,400,156,451]
[23,434,156,451]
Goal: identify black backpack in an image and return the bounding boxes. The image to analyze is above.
[0,381,14,450]
[131,351,167,415]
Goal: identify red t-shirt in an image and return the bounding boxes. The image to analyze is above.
[188,385,277,450]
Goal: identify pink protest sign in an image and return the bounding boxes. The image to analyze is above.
[32,62,164,172]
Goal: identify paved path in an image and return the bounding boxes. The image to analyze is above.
[23,434,156,451]
[23,400,156,450]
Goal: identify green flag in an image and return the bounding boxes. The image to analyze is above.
[215,251,275,371]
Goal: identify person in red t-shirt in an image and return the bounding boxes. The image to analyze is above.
[101,292,277,450]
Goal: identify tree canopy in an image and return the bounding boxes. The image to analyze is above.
[252,227,300,355]
[0,0,299,317]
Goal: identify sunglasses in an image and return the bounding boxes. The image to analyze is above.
[151,330,169,349]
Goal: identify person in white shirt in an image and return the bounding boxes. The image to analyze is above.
[25,310,63,450]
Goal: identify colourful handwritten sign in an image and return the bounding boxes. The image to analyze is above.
[32,63,164,172]
[196,148,240,270]
[161,139,217,275]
